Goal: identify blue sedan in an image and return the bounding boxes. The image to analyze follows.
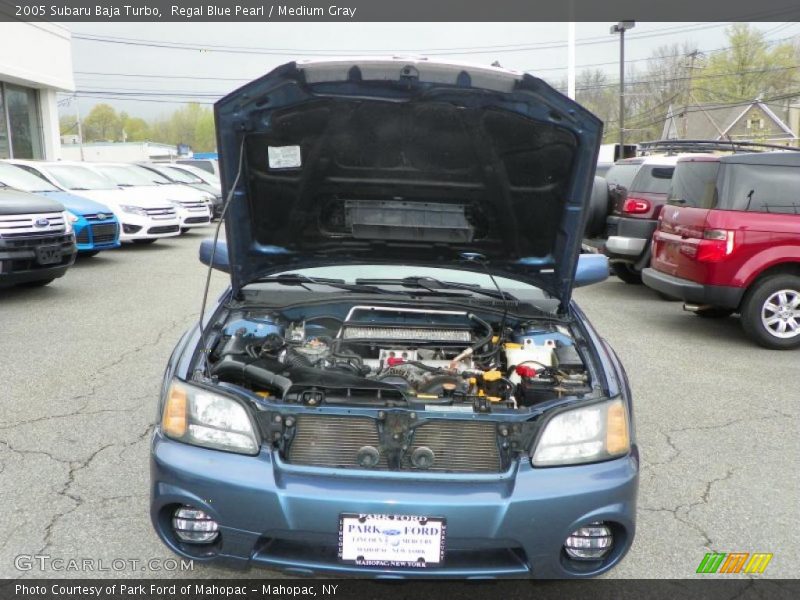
[0,162,120,255]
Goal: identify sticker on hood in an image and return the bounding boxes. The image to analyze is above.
[268,145,302,169]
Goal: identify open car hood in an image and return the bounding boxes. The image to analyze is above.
[215,59,602,311]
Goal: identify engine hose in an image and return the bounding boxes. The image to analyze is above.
[211,355,293,397]
[468,313,496,354]
[282,347,312,368]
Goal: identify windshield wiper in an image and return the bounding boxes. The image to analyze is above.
[257,273,398,295]
[355,276,517,302]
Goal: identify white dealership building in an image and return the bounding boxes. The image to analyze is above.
[0,22,74,160]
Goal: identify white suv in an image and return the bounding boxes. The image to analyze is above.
[91,163,213,232]
[5,160,180,244]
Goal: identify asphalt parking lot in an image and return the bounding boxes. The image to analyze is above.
[1,229,797,579]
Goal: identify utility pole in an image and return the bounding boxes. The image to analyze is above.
[74,93,85,161]
[567,22,576,100]
[610,21,635,157]
[683,50,701,138]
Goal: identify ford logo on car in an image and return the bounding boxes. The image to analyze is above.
[34,218,49,228]
[96,213,108,220]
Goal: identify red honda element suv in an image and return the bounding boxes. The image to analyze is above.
[642,151,800,349]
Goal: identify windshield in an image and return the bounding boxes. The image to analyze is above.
[667,161,720,208]
[0,163,59,192]
[631,165,674,194]
[47,165,118,190]
[248,265,555,311]
[159,166,203,184]
[94,164,169,186]
[605,163,642,189]
[176,165,220,186]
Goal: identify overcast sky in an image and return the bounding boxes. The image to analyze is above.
[60,21,797,119]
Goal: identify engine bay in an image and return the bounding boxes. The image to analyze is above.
[206,303,592,412]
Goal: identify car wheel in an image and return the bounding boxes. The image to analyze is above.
[610,262,642,285]
[180,227,190,234]
[132,239,158,245]
[82,250,101,257]
[694,307,734,318]
[21,278,55,287]
[741,275,800,349]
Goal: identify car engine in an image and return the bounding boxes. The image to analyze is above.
[208,304,590,412]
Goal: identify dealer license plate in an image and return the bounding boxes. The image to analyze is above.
[35,245,61,265]
[338,514,446,568]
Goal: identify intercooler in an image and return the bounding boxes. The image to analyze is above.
[286,414,502,473]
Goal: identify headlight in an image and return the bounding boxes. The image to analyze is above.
[62,211,76,234]
[531,398,629,467]
[162,380,259,455]
[120,204,148,216]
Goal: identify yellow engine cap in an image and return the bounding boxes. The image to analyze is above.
[482,369,503,382]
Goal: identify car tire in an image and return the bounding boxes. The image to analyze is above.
[694,307,734,318]
[82,251,101,257]
[611,262,642,285]
[584,176,610,238]
[180,227,190,234]
[740,274,800,349]
[133,239,158,245]
[21,278,55,287]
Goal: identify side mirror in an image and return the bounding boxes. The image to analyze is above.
[575,253,609,287]
[199,238,229,272]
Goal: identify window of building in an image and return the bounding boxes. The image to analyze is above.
[0,82,44,159]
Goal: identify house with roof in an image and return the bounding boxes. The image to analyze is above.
[661,100,798,144]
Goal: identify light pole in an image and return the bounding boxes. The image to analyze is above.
[610,21,635,157]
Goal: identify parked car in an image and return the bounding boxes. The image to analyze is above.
[176,157,220,178]
[139,163,223,218]
[7,161,180,244]
[602,156,678,284]
[90,163,213,233]
[0,162,119,256]
[0,186,76,287]
[150,59,638,579]
[643,151,800,349]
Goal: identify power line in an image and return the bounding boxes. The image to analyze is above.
[71,22,734,56]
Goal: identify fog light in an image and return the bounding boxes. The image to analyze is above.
[172,506,219,543]
[122,224,142,234]
[564,522,613,560]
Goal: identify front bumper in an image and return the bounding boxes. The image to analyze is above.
[603,217,657,261]
[175,205,212,229]
[0,233,76,286]
[151,433,639,578]
[118,214,181,241]
[641,268,744,308]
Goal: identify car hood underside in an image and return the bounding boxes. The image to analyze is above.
[214,59,603,309]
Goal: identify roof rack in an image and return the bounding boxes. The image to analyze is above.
[637,139,800,155]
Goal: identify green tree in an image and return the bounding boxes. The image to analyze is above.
[119,112,151,142]
[695,24,799,102]
[59,114,79,136]
[82,103,121,141]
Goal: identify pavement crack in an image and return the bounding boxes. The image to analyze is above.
[0,316,190,431]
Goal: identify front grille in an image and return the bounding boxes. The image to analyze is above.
[285,415,502,473]
[0,212,66,237]
[403,420,501,472]
[143,207,176,218]
[91,223,118,243]
[147,225,179,234]
[75,228,90,244]
[288,416,388,469]
[179,201,208,211]
[1,233,72,249]
[184,216,210,224]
